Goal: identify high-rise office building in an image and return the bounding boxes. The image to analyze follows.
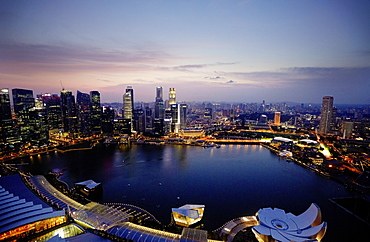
[170,103,180,133]
[169,88,176,105]
[90,91,102,135]
[179,103,187,130]
[318,96,334,135]
[42,93,62,130]
[0,88,16,143]
[76,90,91,136]
[274,112,281,125]
[123,87,133,120]
[155,86,164,119]
[12,88,35,142]
[60,90,78,135]
[12,88,35,115]
[101,106,114,135]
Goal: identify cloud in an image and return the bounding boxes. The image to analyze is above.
[226,80,234,84]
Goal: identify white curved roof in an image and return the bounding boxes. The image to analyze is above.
[273,137,292,143]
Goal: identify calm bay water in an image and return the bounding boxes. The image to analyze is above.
[17,144,368,241]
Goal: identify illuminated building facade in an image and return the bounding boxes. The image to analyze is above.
[204,108,212,119]
[0,175,67,241]
[179,103,187,130]
[60,90,78,135]
[274,112,281,125]
[318,96,334,135]
[155,86,164,119]
[42,93,62,130]
[172,204,205,227]
[12,88,35,142]
[0,88,16,143]
[169,87,176,105]
[123,87,134,132]
[76,90,91,136]
[90,91,102,135]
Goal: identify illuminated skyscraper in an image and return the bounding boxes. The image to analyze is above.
[179,103,187,130]
[12,88,35,142]
[274,112,281,125]
[76,90,91,136]
[123,86,134,131]
[90,91,102,135]
[42,93,62,130]
[60,90,78,135]
[12,88,35,115]
[0,88,16,143]
[318,96,334,134]
[169,88,176,105]
[155,86,164,119]
[123,90,133,120]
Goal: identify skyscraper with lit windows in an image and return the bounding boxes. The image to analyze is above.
[90,91,101,135]
[318,96,334,134]
[169,88,176,105]
[0,88,16,143]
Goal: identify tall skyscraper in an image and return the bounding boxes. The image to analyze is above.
[274,112,281,125]
[169,88,176,105]
[179,103,187,130]
[76,90,91,136]
[12,88,35,115]
[123,87,134,131]
[60,90,78,135]
[170,103,180,133]
[12,88,35,142]
[123,90,133,120]
[155,86,164,119]
[0,88,16,143]
[42,93,62,130]
[126,86,134,111]
[318,96,334,134]
[90,91,102,135]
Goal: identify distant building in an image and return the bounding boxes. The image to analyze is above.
[274,112,281,125]
[90,91,102,135]
[12,88,35,115]
[76,90,91,136]
[101,106,114,134]
[123,86,133,127]
[42,93,62,130]
[318,96,334,134]
[179,103,187,130]
[0,88,16,143]
[169,87,176,105]
[155,86,164,119]
[12,88,36,142]
[204,108,212,119]
[60,90,78,135]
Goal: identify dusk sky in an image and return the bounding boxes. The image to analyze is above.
[1,0,369,104]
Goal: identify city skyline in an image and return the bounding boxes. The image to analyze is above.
[1,0,370,104]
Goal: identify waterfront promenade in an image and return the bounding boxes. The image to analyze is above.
[26,175,221,242]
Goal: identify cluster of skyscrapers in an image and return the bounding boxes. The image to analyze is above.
[0,86,188,151]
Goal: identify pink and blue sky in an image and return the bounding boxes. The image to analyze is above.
[1,0,369,104]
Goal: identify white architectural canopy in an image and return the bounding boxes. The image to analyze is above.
[253,203,327,242]
[172,204,205,227]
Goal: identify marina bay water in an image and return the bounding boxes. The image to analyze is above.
[18,144,367,240]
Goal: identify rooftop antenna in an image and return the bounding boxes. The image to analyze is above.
[60,81,65,91]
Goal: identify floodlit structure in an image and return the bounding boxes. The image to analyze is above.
[172,204,205,227]
[253,203,327,242]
